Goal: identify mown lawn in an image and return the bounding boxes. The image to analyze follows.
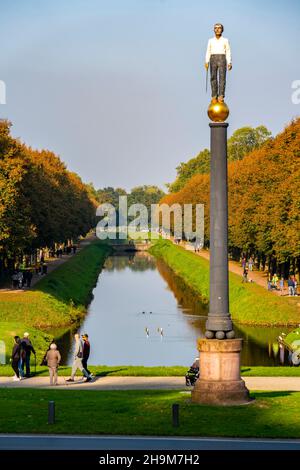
[0,388,299,438]
[150,240,300,326]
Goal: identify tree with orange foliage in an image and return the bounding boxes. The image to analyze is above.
[162,118,300,277]
[0,120,96,277]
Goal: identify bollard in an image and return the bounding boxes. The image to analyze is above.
[48,401,55,425]
[172,403,179,427]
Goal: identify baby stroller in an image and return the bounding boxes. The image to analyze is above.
[185,357,200,386]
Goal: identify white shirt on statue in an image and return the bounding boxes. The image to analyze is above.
[205,37,231,64]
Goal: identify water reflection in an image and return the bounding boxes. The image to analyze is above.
[155,259,208,317]
[72,253,202,366]
[66,253,294,367]
[104,252,156,272]
[235,324,293,366]
[156,259,294,366]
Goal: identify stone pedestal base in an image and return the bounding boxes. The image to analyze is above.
[191,338,250,406]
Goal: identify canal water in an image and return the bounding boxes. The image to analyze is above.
[66,253,292,367]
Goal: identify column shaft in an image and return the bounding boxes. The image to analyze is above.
[205,122,232,333]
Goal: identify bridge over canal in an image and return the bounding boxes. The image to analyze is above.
[110,241,153,252]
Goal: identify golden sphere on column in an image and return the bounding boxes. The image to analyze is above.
[207,101,229,122]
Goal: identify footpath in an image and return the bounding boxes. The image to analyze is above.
[179,240,298,297]
[1,376,300,391]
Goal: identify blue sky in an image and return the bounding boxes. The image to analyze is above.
[1,0,300,190]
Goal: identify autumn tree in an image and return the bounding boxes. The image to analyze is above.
[0,121,35,256]
[227,125,272,162]
[167,149,210,193]
[97,187,127,206]
[127,185,165,212]
[0,120,96,275]
[161,118,300,277]
[167,126,271,193]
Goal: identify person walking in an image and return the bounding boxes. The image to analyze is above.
[11,271,19,289]
[21,332,36,378]
[66,333,92,382]
[42,263,48,275]
[17,271,23,289]
[11,336,22,381]
[27,269,33,288]
[241,256,246,270]
[22,270,28,288]
[45,343,61,386]
[248,257,254,271]
[288,277,295,296]
[82,334,92,376]
[272,273,279,290]
[242,267,248,283]
[279,277,284,296]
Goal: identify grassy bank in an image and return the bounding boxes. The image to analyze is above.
[1,365,300,377]
[0,241,111,362]
[1,388,300,438]
[150,239,300,326]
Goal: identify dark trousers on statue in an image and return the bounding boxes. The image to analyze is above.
[210,54,227,98]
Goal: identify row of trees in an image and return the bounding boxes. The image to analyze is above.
[0,118,166,277]
[88,184,165,216]
[162,119,300,277]
[0,120,96,275]
[167,126,271,193]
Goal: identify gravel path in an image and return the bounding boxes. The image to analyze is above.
[182,241,299,299]
[1,375,300,391]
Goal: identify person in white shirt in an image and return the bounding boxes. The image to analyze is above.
[205,23,232,103]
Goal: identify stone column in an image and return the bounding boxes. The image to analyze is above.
[192,119,250,405]
[205,122,234,339]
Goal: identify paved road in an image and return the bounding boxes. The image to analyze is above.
[1,376,300,391]
[0,434,300,450]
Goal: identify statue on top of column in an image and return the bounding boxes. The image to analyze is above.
[205,23,231,122]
